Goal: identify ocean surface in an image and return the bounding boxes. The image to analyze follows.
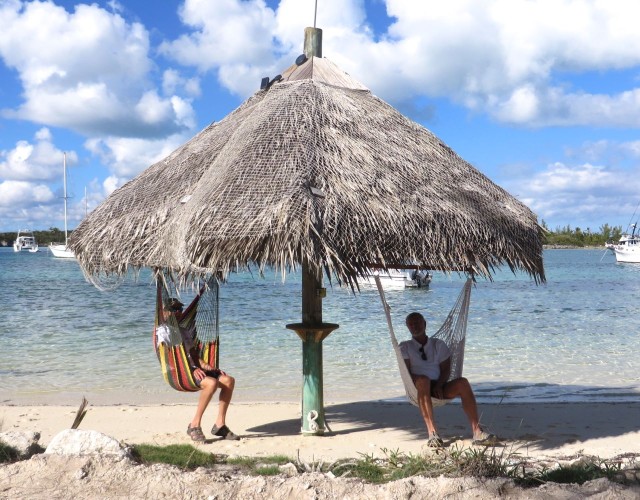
[1,247,639,406]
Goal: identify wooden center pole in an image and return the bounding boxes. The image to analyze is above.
[286,262,338,435]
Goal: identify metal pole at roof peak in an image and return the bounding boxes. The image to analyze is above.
[314,0,318,28]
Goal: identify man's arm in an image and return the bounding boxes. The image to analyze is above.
[404,358,412,373]
[404,358,420,384]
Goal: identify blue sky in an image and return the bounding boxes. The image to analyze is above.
[2,0,640,234]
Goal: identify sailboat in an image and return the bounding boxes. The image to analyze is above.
[49,153,75,259]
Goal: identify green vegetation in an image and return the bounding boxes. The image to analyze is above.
[531,459,622,486]
[127,443,635,488]
[0,228,72,246]
[131,444,220,469]
[226,454,292,476]
[0,442,20,463]
[541,221,624,247]
[1,441,634,486]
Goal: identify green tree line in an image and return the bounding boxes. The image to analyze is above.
[540,221,625,247]
[1,223,631,249]
[0,228,71,246]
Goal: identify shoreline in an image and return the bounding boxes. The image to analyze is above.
[2,400,639,462]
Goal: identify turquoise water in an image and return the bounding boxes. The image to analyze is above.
[1,247,638,405]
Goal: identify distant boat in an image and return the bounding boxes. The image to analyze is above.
[49,153,75,259]
[611,223,640,263]
[13,229,39,252]
[361,269,433,289]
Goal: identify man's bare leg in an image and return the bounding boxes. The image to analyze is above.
[414,376,439,437]
[190,377,217,428]
[214,374,235,428]
[442,377,482,436]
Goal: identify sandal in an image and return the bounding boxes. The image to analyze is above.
[211,424,240,441]
[187,424,206,442]
[426,433,444,448]
[472,428,499,445]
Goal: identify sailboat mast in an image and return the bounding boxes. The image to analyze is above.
[63,152,68,245]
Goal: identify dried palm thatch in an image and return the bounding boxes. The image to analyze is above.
[70,56,545,288]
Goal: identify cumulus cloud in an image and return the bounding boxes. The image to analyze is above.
[85,132,190,182]
[0,180,53,207]
[0,1,195,138]
[0,178,56,229]
[0,127,75,182]
[504,161,640,228]
[160,0,640,127]
[0,126,87,229]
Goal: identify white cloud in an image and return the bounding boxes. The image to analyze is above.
[0,178,57,230]
[159,0,640,127]
[162,69,201,98]
[0,180,53,207]
[620,140,640,158]
[0,128,75,181]
[504,161,640,227]
[160,0,279,69]
[85,133,190,179]
[102,175,122,196]
[0,1,194,138]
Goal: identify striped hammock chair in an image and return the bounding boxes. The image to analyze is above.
[153,273,220,392]
[374,275,472,407]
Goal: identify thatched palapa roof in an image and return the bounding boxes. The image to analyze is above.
[70,54,545,287]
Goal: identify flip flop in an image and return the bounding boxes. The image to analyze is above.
[211,424,240,440]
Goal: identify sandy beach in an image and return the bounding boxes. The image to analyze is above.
[2,400,640,498]
[2,400,639,461]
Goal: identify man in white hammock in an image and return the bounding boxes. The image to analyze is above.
[401,312,496,447]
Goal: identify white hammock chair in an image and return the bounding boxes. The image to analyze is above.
[374,276,473,407]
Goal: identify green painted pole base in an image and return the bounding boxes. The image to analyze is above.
[302,334,324,434]
[286,323,339,435]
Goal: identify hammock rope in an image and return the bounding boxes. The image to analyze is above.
[375,276,472,407]
[153,272,220,392]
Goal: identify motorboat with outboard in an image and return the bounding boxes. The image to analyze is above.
[13,230,38,252]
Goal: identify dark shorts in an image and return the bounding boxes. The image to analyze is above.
[413,378,445,397]
[430,380,440,397]
[193,368,223,387]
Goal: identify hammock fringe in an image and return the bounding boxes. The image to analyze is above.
[375,276,472,407]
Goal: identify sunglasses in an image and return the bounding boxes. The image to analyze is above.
[418,345,427,360]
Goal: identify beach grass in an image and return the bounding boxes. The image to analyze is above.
[131,444,220,469]
[0,439,633,487]
[128,443,631,487]
[526,458,622,486]
[0,442,20,463]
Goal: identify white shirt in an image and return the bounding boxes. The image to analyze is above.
[399,337,451,380]
[156,323,171,344]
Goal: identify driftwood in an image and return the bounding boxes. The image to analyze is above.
[70,397,89,430]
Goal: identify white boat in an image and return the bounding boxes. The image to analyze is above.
[49,153,76,259]
[13,230,39,252]
[361,269,433,289]
[611,224,640,263]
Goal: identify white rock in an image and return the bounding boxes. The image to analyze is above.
[44,429,131,459]
[0,431,41,458]
[278,463,299,476]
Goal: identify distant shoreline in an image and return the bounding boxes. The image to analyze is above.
[543,244,605,249]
